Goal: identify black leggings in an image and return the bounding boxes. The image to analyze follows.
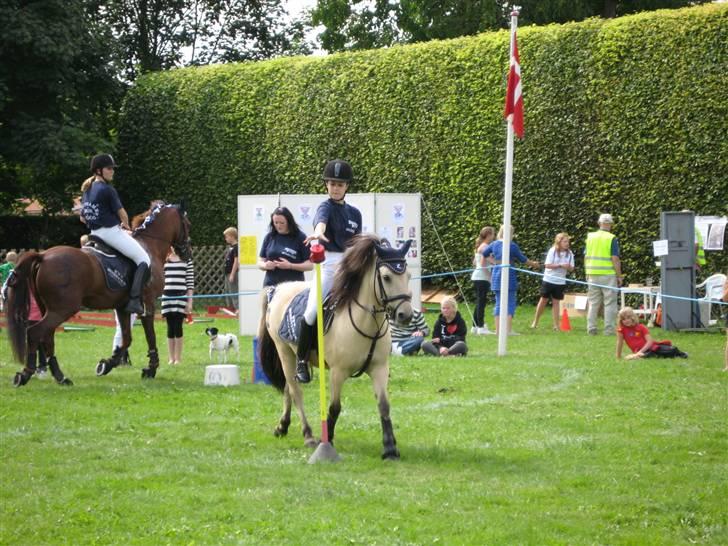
[165,312,185,339]
[644,343,686,358]
[27,320,47,367]
[473,280,490,327]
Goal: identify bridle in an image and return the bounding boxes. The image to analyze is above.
[349,255,411,342]
[345,254,411,377]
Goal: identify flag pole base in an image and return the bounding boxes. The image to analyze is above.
[308,441,341,464]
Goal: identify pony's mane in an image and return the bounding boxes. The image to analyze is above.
[132,203,169,232]
[329,234,379,308]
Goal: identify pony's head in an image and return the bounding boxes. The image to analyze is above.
[374,238,413,325]
[331,235,413,325]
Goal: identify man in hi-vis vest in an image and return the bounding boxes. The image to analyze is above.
[585,213,623,335]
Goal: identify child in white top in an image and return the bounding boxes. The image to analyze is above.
[470,226,495,334]
[531,232,575,330]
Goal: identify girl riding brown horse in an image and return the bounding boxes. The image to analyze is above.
[6,203,191,387]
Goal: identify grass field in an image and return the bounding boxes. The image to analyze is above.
[1,306,726,545]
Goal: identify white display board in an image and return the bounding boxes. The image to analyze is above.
[374,193,422,309]
[236,193,421,335]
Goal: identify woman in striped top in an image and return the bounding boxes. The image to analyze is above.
[389,308,430,356]
[161,248,195,365]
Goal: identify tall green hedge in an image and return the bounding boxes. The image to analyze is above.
[117,4,727,299]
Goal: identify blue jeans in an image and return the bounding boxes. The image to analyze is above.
[393,336,425,355]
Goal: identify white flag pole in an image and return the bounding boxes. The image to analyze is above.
[498,10,519,357]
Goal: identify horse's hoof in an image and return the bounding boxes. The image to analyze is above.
[58,378,74,386]
[13,372,29,388]
[141,368,156,379]
[304,437,320,449]
[96,361,109,376]
[382,449,400,461]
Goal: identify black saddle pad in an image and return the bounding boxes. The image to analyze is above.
[278,288,335,343]
[82,238,135,292]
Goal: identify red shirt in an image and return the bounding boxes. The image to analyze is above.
[29,292,42,321]
[618,322,654,353]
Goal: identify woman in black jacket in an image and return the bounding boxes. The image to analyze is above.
[422,296,468,356]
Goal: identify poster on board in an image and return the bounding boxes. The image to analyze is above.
[696,215,727,251]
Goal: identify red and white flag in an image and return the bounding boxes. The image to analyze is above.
[504,33,524,139]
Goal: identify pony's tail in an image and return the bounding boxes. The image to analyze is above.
[6,251,42,364]
[257,290,286,392]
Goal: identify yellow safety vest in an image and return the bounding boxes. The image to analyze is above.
[585,230,616,276]
[695,229,706,266]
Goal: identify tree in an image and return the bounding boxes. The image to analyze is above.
[0,0,123,214]
[311,0,713,53]
[105,0,312,80]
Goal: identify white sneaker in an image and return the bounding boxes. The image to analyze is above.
[392,345,403,356]
[471,326,479,334]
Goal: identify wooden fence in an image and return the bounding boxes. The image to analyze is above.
[1,245,230,302]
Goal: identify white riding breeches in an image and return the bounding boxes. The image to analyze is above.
[303,251,343,325]
[92,225,151,266]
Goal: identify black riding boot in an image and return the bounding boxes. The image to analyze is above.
[125,263,150,315]
[295,321,315,383]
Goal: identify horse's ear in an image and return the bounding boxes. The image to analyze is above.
[398,239,413,257]
[375,239,411,261]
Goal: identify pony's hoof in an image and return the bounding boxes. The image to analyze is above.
[96,361,111,376]
[58,377,74,386]
[13,372,30,388]
[382,448,400,461]
[274,426,288,437]
[141,367,156,379]
[304,437,320,449]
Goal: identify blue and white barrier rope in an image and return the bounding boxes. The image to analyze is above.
[160,264,726,307]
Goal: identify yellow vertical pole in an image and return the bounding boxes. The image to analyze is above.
[314,261,329,443]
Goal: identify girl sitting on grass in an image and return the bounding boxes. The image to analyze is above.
[422,296,468,357]
[616,307,688,360]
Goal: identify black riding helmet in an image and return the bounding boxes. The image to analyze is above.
[90,153,118,173]
[322,159,353,184]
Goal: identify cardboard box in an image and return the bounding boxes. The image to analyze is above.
[562,293,589,318]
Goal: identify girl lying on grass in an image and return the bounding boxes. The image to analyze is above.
[616,307,688,360]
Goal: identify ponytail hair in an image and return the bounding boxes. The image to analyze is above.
[81,176,95,193]
[474,226,495,250]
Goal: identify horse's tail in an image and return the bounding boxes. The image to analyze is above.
[6,251,42,364]
[257,290,286,392]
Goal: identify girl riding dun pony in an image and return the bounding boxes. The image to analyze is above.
[258,234,412,459]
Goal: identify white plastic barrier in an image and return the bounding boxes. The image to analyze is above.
[204,364,240,387]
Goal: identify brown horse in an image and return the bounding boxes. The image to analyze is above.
[6,204,191,387]
[257,234,413,459]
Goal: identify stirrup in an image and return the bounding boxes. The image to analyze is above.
[295,360,311,383]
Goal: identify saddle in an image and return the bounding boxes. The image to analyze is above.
[276,288,336,344]
[82,236,135,292]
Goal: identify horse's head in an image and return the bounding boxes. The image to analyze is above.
[170,204,192,261]
[374,239,413,325]
[133,203,192,261]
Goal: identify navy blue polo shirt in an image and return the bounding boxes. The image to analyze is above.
[314,199,362,252]
[259,231,310,286]
[81,181,123,230]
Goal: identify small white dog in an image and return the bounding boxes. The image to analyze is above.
[205,327,239,363]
